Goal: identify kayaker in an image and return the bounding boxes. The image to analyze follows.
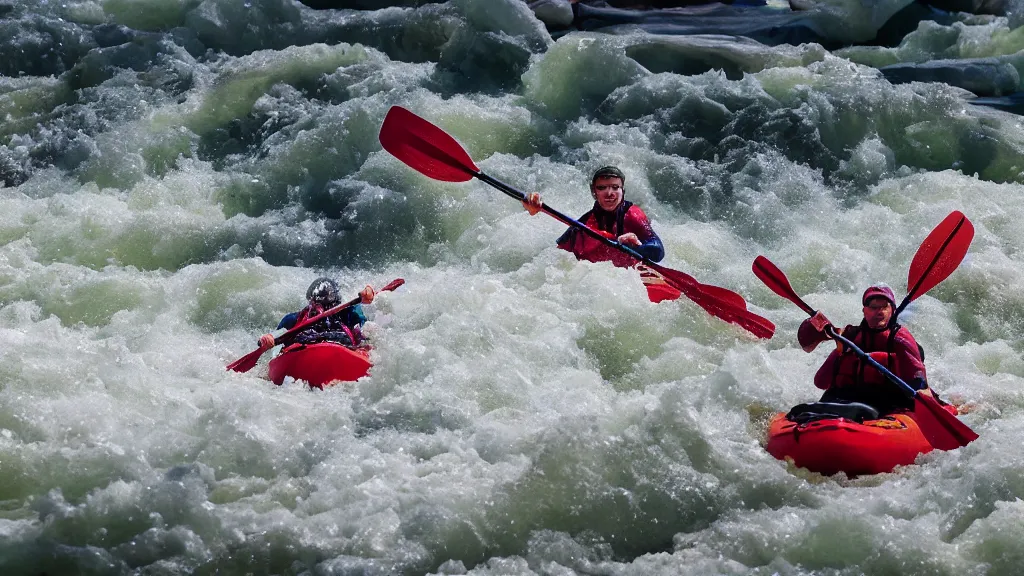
[257,277,375,352]
[798,285,929,414]
[522,165,665,267]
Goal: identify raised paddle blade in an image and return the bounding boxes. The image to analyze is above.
[379,278,406,293]
[752,256,815,316]
[912,393,979,450]
[379,106,478,182]
[904,211,974,306]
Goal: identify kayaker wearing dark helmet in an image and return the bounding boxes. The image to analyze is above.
[522,165,665,268]
[798,284,933,414]
[257,277,375,352]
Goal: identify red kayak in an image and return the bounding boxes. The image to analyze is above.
[267,342,372,389]
[765,401,959,476]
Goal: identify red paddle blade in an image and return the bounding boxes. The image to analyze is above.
[906,211,974,303]
[706,299,776,339]
[379,106,479,182]
[752,255,815,315]
[648,263,745,309]
[226,348,263,373]
[912,392,978,450]
[380,278,405,292]
[698,282,748,311]
[652,262,775,339]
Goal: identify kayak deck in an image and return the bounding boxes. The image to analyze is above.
[267,342,372,389]
[765,411,934,476]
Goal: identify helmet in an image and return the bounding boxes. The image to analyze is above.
[862,285,896,308]
[306,277,340,307]
[591,165,626,186]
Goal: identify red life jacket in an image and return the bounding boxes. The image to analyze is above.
[828,323,922,388]
[558,201,656,268]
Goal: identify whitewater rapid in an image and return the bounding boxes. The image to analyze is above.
[1,0,1023,574]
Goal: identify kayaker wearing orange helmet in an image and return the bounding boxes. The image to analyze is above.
[257,277,375,352]
[798,285,929,414]
[522,166,665,267]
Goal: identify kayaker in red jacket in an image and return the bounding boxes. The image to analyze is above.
[522,165,665,267]
[257,277,375,352]
[798,285,928,414]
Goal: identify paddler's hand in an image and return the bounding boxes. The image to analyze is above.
[617,232,641,247]
[819,315,843,352]
[831,326,844,353]
[522,192,543,216]
[361,320,380,340]
[258,333,276,351]
[360,285,375,304]
[809,311,832,333]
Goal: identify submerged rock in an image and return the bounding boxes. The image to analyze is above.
[530,0,575,28]
[880,57,1020,96]
[573,3,831,47]
[624,34,826,78]
[924,0,1006,15]
[871,0,957,47]
[792,0,1005,15]
[0,12,97,77]
[970,92,1024,114]
[296,0,443,8]
[581,0,756,6]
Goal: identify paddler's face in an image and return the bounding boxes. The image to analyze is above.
[863,298,893,330]
[591,176,624,212]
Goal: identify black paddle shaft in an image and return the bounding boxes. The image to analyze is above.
[826,326,916,399]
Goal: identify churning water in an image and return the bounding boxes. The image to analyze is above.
[1,0,1023,574]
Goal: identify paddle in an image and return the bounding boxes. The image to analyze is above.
[379,105,774,339]
[751,256,816,317]
[897,210,974,317]
[226,278,405,374]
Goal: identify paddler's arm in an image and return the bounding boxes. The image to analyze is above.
[618,232,664,262]
[523,192,578,253]
[341,304,368,327]
[555,227,574,250]
[258,310,302,351]
[621,205,665,262]
[277,312,300,330]
[893,329,928,390]
[798,313,839,352]
[813,349,841,390]
[345,285,375,326]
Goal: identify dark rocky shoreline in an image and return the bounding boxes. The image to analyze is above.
[292,0,1024,108]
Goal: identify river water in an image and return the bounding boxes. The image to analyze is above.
[1,0,1023,574]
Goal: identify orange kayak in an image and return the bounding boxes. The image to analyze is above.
[268,342,372,389]
[765,401,958,476]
